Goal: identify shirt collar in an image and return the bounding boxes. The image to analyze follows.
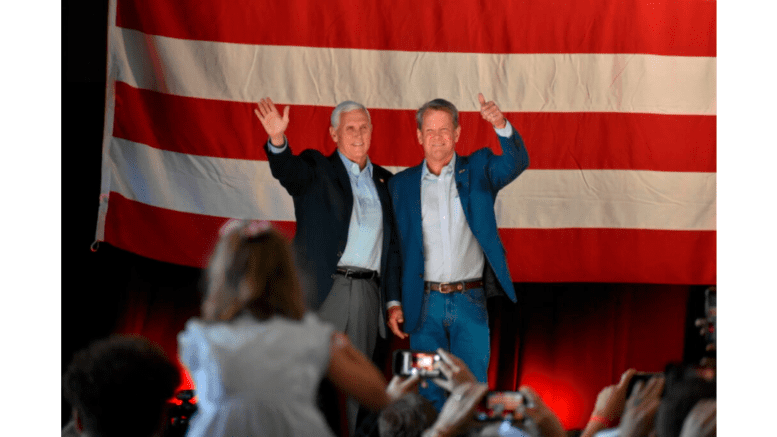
[338,150,373,178]
[422,153,457,179]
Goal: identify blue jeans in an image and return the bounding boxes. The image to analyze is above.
[409,286,489,411]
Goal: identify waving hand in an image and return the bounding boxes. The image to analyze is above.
[255,97,289,146]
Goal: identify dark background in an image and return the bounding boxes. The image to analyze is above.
[62,0,203,425]
[61,0,713,430]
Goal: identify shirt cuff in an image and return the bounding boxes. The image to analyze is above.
[386,300,401,309]
[494,120,513,138]
[267,137,287,154]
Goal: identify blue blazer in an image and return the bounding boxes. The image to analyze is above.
[264,141,399,322]
[388,130,529,334]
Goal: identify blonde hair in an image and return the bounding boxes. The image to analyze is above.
[201,220,306,322]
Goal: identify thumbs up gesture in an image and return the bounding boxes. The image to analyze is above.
[478,93,506,129]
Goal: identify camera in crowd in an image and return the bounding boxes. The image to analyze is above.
[165,390,197,437]
[475,391,534,422]
[392,349,444,379]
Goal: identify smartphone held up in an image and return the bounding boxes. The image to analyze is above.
[392,349,443,379]
[476,391,532,422]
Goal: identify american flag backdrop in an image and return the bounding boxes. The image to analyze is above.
[95,0,716,285]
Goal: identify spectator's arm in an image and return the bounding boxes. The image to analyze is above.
[618,375,665,437]
[326,332,390,411]
[581,369,637,437]
[519,386,566,437]
[431,349,477,393]
[385,374,422,403]
[422,382,488,437]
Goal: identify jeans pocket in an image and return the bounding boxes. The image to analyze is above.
[462,288,487,322]
[464,287,485,305]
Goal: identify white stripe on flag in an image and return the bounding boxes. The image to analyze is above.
[108,137,294,220]
[111,27,716,115]
[108,138,715,230]
[495,169,716,231]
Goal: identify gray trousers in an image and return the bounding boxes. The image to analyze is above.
[317,268,384,436]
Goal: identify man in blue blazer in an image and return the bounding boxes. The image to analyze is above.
[255,97,398,435]
[386,94,529,410]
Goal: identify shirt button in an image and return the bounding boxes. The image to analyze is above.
[337,251,343,257]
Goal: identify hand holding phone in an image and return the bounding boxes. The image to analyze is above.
[476,391,529,421]
[431,349,476,392]
[626,372,662,398]
[385,374,422,402]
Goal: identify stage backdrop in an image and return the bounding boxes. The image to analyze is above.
[95,0,716,285]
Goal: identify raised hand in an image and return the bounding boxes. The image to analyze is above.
[431,349,477,393]
[422,382,488,437]
[254,97,290,146]
[619,375,665,437]
[478,93,506,129]
[580,369,638,437]
[597,369,637,423]
[385,374,422,403]
[518,386,566,437]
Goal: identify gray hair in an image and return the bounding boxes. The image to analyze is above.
[416,98,459,130]
[331,101,371,129]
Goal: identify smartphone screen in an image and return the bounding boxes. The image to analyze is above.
[476,391,526,421]
[392,350,442,378]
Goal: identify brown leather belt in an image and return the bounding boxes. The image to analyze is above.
[424,279,484,293]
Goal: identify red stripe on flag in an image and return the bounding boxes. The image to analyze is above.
[113,82,716,172]
[105,193,715,284]
[502,228,716,284]
[116,0,715,56]
[104,192,297,268]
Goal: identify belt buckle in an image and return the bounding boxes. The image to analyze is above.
[439,281,465,294]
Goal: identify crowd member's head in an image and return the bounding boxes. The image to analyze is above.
[202,219,305,322]
[62,335,180,437]
[329,100,373,169]
[655,367,715,437]
[378,392,438,437]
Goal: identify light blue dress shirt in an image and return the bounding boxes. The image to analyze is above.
[267,141,383,272]
[421,120,513,282]
[336,151,383,272]
[387,121,514,309]
[421,151,484,282]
